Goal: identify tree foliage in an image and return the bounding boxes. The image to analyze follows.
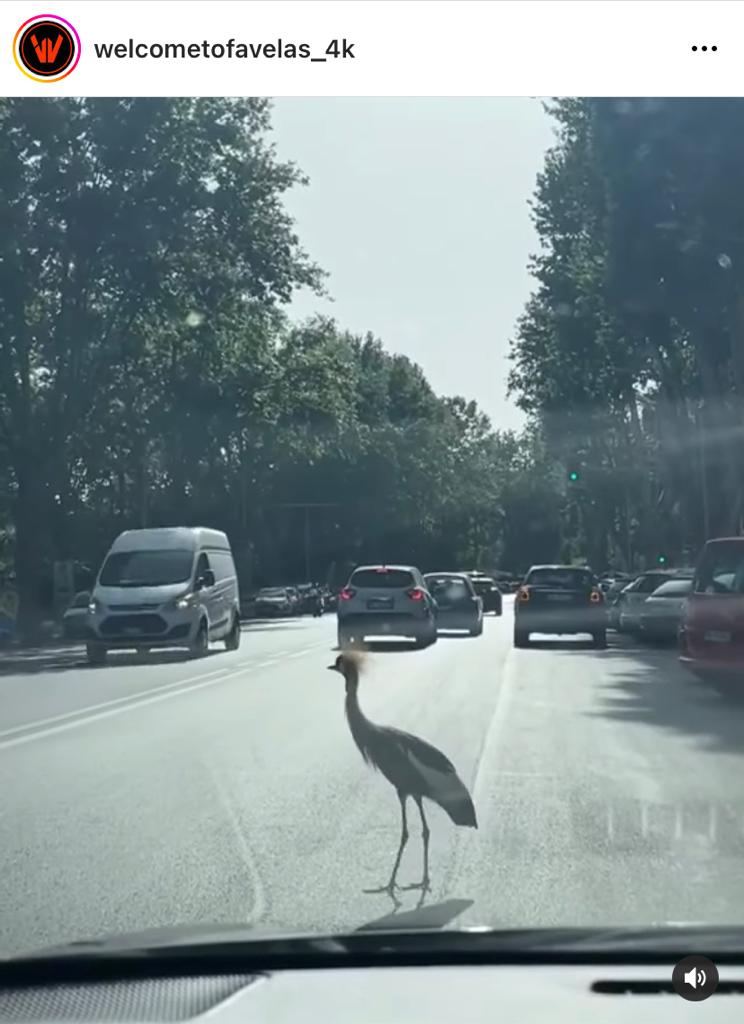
[0,97,547,633]
[510,98,744,570]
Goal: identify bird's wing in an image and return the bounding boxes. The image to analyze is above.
[387,727,457,775]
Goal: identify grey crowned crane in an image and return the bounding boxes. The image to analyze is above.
[328,651,477,897]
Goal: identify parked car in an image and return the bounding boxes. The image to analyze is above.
[424,572,483,636]
[514,564,606,648]
[680,537,744,682]
[62,590,91,640]
[464,572,503,615]
[615,571,676,634]
[337,564,437,649]
[606,577,638,629]
[85,527,241,665]
[254,587,293,617]
[639,577,693,642]
[294,584,317,614]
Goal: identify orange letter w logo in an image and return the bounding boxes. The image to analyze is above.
[30,33,63,64]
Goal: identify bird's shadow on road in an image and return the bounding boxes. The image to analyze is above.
[356,897,475,932]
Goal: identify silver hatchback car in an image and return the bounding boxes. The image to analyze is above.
[336,564,437,648]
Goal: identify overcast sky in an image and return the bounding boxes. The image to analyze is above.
[270,98,555,432]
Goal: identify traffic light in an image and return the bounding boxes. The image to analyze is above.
[568,470,580,483]
[657,554,667,565]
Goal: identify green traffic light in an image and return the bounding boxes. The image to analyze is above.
[568,470,579,482]
[657,555,667,565]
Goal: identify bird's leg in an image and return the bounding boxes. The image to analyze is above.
[401,797,432,894]
[364,793,408,899]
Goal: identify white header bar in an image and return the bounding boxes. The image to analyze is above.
[0,0,739,97]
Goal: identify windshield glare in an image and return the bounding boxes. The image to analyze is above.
[99,550,194,587]
[5,92,744,961]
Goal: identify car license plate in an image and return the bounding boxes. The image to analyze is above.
[368,598,393,610]
[705,630,732,643]
[547,593,572,602]
[123,626,142,635]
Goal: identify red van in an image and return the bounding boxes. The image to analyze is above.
[679,537,744,680]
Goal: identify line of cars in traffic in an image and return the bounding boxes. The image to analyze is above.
[509,563,697,650]
[250,583,334,618]
[335,565,504,649]
[604,569,694,642]
[511,538,744,687]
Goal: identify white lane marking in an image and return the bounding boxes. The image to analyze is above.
[1,638,333,749]
[0,661,255,751]
[0,662,238,741]
[447,648,518,884]
[203,757,267,926]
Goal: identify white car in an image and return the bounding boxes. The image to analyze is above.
[616,571,675,634]
[337,564,437,648]
[62,591,91,640]
[86,527,241,665]
[638,577,693,641]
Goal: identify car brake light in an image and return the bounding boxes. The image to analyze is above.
[590,588,603,603]
[517,587,530,602]
[339,588,356,601]
[406,587,425,601]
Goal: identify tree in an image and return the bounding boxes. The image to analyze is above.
[0,97,321,630]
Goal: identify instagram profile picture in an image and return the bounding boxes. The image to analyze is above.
[14,14,81,82]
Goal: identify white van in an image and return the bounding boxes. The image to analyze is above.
[86,527,241,665]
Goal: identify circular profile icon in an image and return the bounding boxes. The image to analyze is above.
[13,14,81,83]
[672,955,719,1001]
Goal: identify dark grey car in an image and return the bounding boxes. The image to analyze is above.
[424,572,483,637]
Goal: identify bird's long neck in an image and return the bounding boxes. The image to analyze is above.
[344,669,374,754]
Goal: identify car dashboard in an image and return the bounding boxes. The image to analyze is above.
[1,963,743,1024]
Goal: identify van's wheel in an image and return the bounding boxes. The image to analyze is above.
[593,630,608,650]
[190,621,209,659]
[225,614,241,651]
[86,643,108,666]
[470,620,483,637]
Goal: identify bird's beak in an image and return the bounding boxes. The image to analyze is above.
[327,664,338,672]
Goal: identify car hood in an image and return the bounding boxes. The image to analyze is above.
[11,920,744,963]
[93,583,190,606]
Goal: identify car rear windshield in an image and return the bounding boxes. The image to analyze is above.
[695,542,744,594]
[526,568,593,589]
[350,568,415,589]
[426,577,471,600]
[651,579,693,598]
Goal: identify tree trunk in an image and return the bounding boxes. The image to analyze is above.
[13,458,49,638]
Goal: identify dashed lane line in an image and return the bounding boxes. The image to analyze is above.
[0,660,258,751]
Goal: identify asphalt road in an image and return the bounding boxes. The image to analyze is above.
[2,599,744,957]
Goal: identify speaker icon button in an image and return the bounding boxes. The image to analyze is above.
[672,955,719,1001]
